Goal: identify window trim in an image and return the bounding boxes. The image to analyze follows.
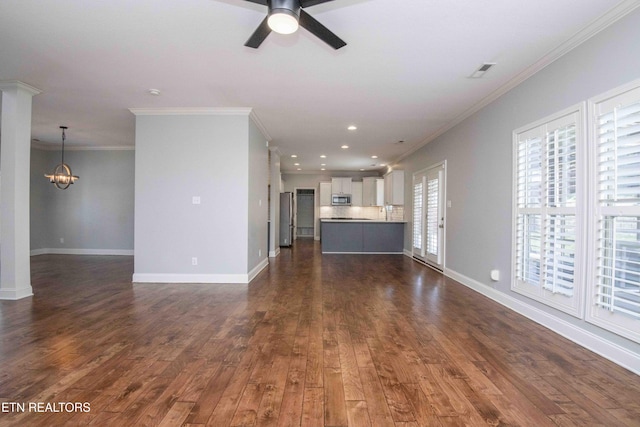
[586,78,640,344]
[511,103,586,319]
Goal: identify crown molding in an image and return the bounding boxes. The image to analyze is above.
[249,109,272,142]
[268,145,282,156]
[32,142,134,151]
[0,80,42,95]
[395,0,640,163]
[128,107,253,116]
[127,107,273,141]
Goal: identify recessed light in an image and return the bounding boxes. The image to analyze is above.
[348,125,357,131]
[371,155,378,159]
[148,88,161,96]
[321,163,326,166]
[341,145,349,149]
[297,168,302,171]
[380,163,386,167]
[321,168,326,171]
[320,155,326,158]
[291,154,297,158]
[360,168,365,171]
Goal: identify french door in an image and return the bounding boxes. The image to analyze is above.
[413,162,446,269]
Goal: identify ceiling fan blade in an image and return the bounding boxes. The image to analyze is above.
[245,16,271,48]
[299,9,346,50]
[243,0,268,5]
[300,0,335,7]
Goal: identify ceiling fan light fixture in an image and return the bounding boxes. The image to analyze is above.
[268,9,299,34]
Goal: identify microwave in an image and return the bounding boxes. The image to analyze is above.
[332,194,352,206]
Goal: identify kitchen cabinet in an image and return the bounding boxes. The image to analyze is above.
[331,177,352,195]
[351,181,363,206]
[319,182,332,206]
[321,219,405,253]
[362,177,384,206]
[384,170,404,205]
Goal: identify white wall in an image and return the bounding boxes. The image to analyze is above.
[133,111,268,283]
[396,8,640,367]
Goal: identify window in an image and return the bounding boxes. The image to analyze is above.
[513,79,640,343]
[413,179,423,253]
[426,176,440,257]
[587,82,640,343]
[513,106,584,317]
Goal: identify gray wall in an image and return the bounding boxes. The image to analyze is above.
[247,118,269,271]
[31,148,135,252]
[30,148,51,250]
[134,113,267,280]
[395,8,640,355]
[269,149,281,256]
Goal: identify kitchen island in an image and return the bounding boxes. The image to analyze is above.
[320,219,405,254]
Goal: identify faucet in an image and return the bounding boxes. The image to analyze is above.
[384,205,392,221]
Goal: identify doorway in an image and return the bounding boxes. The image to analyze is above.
[295,188,315,239]
[412,161,446,270]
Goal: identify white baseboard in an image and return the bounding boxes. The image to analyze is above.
[31,248,134,256]
[132,273,249,284]
[0,287,34,300]
[248,258,269,282]
[443,267,640,376]
[269,248,281,258]
[132,258,269,285]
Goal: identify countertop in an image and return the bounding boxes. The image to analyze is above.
[320,218,407,223]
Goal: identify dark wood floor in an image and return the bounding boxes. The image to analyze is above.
[1,241,639,426]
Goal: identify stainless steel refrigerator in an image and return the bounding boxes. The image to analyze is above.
[279,192,294,247]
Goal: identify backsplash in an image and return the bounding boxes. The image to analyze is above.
[319,205,405,221]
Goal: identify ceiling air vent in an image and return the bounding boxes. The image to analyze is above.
[469,62,496,78]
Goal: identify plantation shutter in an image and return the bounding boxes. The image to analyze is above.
[513,108,582,317]
[426,175,439,257]
[590,86,640,342]
[413,179,423,253]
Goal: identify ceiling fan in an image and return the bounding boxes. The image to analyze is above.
[242,0,347,50]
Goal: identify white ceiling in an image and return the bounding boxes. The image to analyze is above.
[0,0,636,173]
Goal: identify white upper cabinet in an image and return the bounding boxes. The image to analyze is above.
[351,181,363,206]
[384,170,404,205]
[319,182,332,206]
[331,177,352,194]
[362,177,384,206]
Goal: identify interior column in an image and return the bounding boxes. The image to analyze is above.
[0,80,41,300]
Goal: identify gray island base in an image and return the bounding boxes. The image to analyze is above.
[320,219,405,254]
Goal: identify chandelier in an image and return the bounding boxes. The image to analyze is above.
[44,126,79,189]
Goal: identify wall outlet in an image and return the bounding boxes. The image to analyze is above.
[60,237,64,244]
[192,257,198,266]
[192,196,201,205]
[259,249,262,257]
